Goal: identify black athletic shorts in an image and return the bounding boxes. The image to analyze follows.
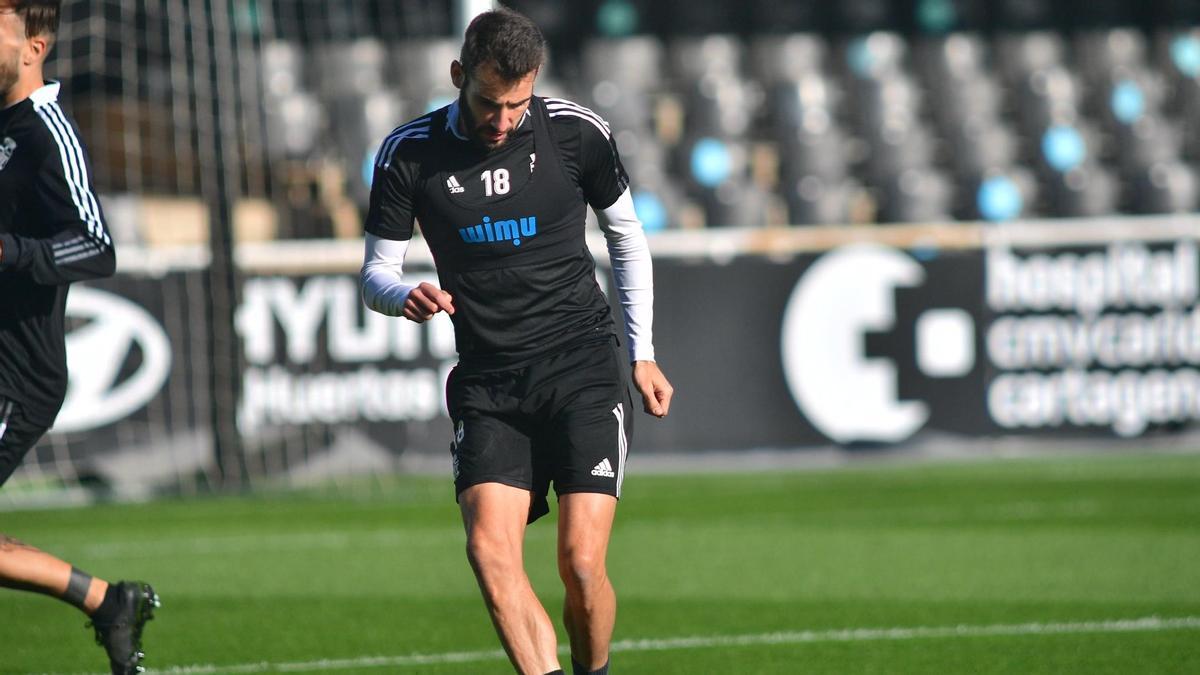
[0,397,50,487]
[446,338,633,523]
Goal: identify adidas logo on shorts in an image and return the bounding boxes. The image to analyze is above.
[591,458,616,478]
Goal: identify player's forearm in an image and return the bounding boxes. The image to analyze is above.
[0,228,116,284]
[598,190,656,362]
[360,233,415,316]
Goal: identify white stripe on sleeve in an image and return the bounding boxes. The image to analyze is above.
[36,104,110,246]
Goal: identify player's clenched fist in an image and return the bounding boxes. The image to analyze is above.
[403,282,455,323]
[632,360,673,418]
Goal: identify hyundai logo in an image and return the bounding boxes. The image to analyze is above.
[55,287,171,433]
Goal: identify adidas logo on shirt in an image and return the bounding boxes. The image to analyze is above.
[591,458,616,478]
[446,175,465,194]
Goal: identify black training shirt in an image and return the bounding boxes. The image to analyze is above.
[365,96,629,369]
[0,82,116,426]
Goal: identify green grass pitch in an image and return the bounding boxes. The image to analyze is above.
[3,451,1200,674]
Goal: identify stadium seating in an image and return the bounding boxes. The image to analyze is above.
[47,0,1200,234]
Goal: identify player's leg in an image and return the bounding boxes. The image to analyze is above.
[0,405,108,610]
[0,533,108,609]
[558,492,617,674]
[450,365,563,673]
[460,482,561,674]
[0,539,159,674]
[0,399,159,674]
[539,340,630,675]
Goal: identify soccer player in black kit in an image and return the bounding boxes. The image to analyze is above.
[362,7,672,675]
[0,2,157,673]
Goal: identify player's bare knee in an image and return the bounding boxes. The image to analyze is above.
[465,532,518,580]
[558,549,606,594]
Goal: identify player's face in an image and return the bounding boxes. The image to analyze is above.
[0,4,24,101]
[454,61,537,151]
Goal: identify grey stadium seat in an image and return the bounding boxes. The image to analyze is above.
[1131,161,1200,214]
[878,168,955,223]
[667,34,744,83]
[263,92,323,160]
[995,31,1065,83]
[914,32,989,84]
[393,38,460,106]
[260,40,307,99]
[783,174,862,225]
[582,37,665,93]
[747,34,828,85]
[1046,164,1120,218]
[313,38,389,98]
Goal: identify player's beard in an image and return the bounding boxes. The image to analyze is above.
[0,52,18,105]
[457,87,511,152]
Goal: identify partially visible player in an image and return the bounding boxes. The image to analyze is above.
[0,2,158,673]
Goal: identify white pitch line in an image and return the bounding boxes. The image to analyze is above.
[51,615,1199,675]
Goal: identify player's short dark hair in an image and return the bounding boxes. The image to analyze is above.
[459,5,545,82]
[13,0,60,39]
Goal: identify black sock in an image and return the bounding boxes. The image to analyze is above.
[572,658,610,675]
[90,584,122,623]
[544,671,565,675]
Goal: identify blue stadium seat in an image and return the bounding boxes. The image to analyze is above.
[912,0,991,34]
[972,168,1038,222]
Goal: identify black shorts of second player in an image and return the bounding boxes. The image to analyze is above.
[447,338,633,523]
[0,397,50,487]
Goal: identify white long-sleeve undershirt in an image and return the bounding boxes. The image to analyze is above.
[359,187,656,362]
[360,234,413,317]
[596,188,656,363]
